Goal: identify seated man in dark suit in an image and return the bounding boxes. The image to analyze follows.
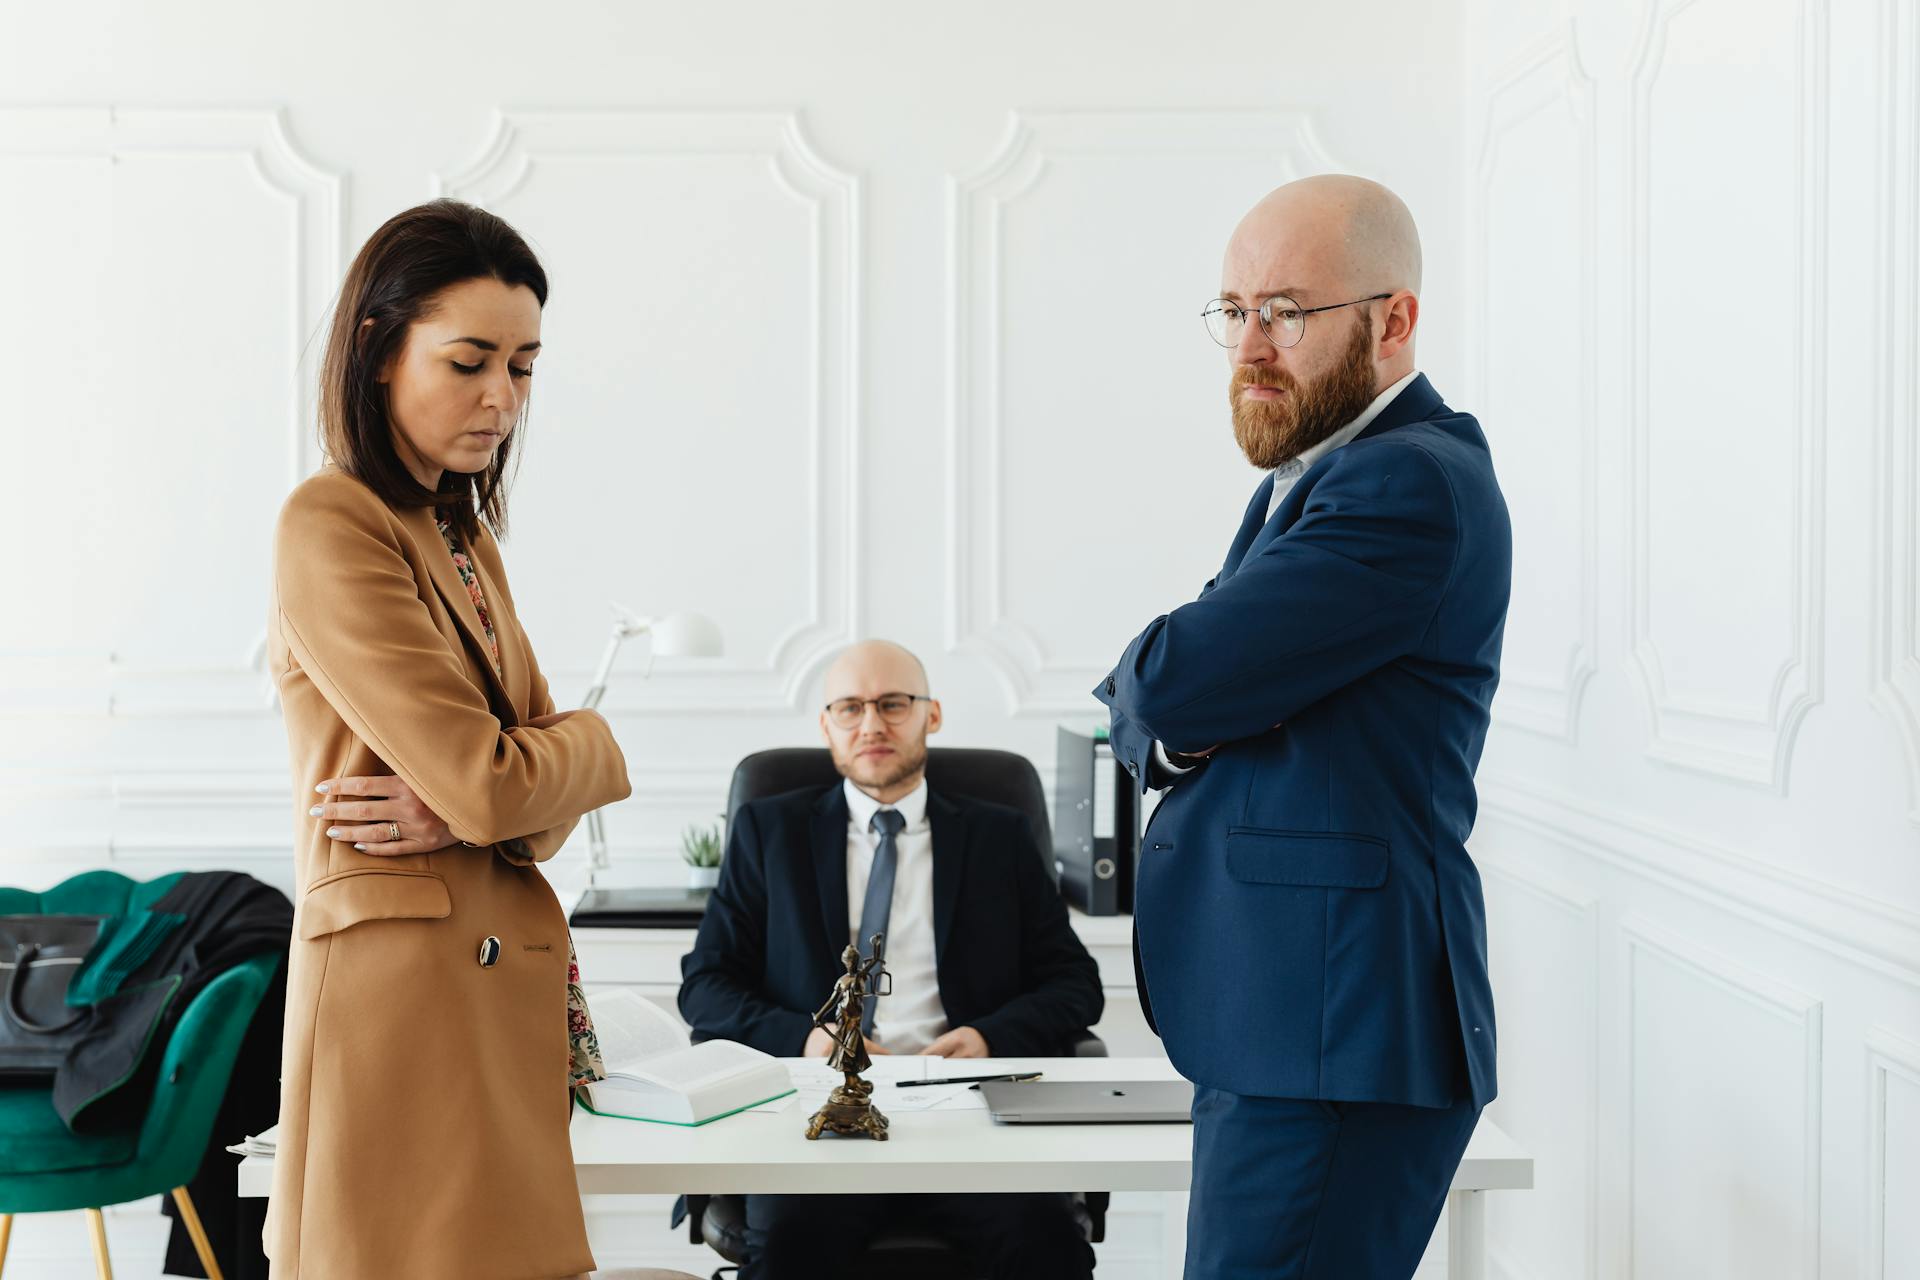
[680,639,1103,1280]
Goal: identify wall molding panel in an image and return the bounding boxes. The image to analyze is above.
[440,110,863,714]
[1866,1026,1920,1278]
[1621,915,1824,1278]
[945,110,1338,716]
[1477,854,1600,1279]
[1623,0,1829,791]
[0,106,341,719]
[1871,0,1920,824]
[1470,29,1599,743]
[1481,774,1920,990]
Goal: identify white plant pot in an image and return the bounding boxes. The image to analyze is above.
[687,865,720,890]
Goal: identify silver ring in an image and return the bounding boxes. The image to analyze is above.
[388,822,400,842]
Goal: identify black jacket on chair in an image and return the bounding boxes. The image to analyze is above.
[679,784,1103,1058]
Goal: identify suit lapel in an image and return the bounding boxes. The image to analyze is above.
[928,790,963,963]
[1217,473,1275,584]
[403,507,515,719]
[811,787,851,953]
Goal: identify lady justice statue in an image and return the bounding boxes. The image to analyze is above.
[804,934,891,1141]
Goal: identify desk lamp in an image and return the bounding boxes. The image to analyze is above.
[580,604,724,883]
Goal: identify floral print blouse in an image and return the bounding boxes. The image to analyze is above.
[437,517,607,1089]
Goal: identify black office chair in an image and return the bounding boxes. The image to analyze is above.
[676,747,1109,1280]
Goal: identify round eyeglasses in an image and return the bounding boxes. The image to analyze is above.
[824,693,932,730]
[1201,293,1392,349]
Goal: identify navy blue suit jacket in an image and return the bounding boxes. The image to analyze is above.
[678,784,1104,1058]
[1096,374,1509,1109]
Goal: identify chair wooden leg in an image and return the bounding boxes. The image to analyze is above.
[0,1212,12,1279]
[84,1207,112,1280]
[170,1187,224,1280]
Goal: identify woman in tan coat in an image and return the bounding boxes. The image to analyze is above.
[266,201,688,1279]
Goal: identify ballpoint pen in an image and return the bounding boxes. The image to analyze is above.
[896,1070,1044,1088]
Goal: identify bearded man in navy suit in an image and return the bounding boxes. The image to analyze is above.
[1096,175,1512,1279]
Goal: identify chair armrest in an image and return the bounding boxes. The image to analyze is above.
[670,1193,708,1244]
[1082,1190,1110,1244]
[136,952,281,1181]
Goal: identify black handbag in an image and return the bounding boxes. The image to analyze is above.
[0,915,102,1082]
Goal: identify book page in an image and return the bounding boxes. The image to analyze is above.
[614,1039,768,1092]
[585,987,690,1072]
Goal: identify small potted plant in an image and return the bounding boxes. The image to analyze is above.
[681,819,724,890]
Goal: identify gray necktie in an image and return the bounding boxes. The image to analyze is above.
[855,807,906,1035]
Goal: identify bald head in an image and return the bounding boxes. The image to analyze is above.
[822,639,930,701]
[820,639,941,803]
[1227,174,1422,300]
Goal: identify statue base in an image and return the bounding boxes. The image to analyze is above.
[804,1076,890,1141]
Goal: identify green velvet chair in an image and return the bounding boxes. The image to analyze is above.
[0,870,281,1280]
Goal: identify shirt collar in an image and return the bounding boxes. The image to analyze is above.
[1276,367,1421,482]
[843,776,929,833]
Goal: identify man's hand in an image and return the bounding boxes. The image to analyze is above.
[803,1024,891,1058]
[1164,744,1219,768]
[310,774,454,855]
[920,1026,990,1058]
[1166,722,1283,768]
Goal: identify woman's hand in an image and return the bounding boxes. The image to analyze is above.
[309,774,455,855]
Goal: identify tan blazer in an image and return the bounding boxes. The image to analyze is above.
[264,466,631,1279]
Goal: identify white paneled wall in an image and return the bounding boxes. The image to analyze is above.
[1465,2,1920,1279]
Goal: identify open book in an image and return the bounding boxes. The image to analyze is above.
[577,988,794,1126]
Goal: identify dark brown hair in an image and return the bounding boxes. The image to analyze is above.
[317,199,548,543]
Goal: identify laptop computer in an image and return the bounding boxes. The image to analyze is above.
[980,1080,1194,1124]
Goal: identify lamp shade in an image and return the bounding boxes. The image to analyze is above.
[648,611,724,658]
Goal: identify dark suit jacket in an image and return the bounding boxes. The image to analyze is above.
[679,784,1104,1058]
[1096,374,1511,1109]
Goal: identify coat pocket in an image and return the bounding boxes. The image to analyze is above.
[297,867,452,940]
[1224,828,1389,889]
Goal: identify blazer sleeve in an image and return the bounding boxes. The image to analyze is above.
[1100,440,1460,754]
[274,481,631,849]
[677,803,817,1055]
[967,814,1105,1057]
[1101,701,1189,796]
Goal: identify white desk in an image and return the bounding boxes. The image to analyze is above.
[238,1056,1530,1279]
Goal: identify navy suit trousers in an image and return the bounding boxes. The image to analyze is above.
[1186,1088,1481,1279]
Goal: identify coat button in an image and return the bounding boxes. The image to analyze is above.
[478,936,501,968]
[1105,676,1116,696]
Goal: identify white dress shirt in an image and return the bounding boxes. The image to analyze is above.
[1155,369,1422,777]
[842,777,948,1052]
